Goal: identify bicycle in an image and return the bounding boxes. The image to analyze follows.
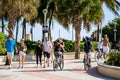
[94,48,103,62]
[53,52,64,71]
[83,54,91,71]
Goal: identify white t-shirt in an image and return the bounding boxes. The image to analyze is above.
[97,41,103,49]
[43,41,52,52]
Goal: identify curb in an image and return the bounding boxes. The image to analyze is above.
[98,62,120,79]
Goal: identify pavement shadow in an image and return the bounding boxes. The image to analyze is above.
[16,68,84,73]
[71,60,96,63]
[0,65,6,70]
[86,66,114,80]
[0,64,10,70]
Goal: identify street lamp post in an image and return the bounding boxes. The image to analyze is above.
[112,25,117,50]
[99,24,102,41]
[42,9,48,42]
[113,25,117,42]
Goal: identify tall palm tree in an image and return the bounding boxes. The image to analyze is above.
[54,0,102,59]
[0,0,39,38]
[55,0,120,59]
[0,0,39,65]
[0,16,5,33]
[47,1,58,40]
[30,19,36,41]
[15,17,21,42]
[20,0,39,40]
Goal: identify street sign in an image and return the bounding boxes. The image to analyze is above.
[43,25,48,33]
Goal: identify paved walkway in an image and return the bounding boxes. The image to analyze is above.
[0,53,114,80]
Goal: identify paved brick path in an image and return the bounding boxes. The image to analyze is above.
[0,53,114,80]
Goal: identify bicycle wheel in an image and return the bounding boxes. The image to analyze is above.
[53,59,58,71]
[60,54,64,70]
[84,59,89,71]
[94,51,99,61]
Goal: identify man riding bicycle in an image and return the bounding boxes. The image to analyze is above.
[84,37,92,67]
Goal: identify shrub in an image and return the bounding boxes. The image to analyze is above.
[0,32,7,55]
[106,52,120,66]
[24,40,37,54]
[23,39,98,54]
[54,39,98,52]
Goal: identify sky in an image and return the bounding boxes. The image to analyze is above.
[0,3,119,42]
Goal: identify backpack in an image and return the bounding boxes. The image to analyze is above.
[84,41,92,52]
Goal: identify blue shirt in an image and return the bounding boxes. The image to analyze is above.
[5,39,16,52]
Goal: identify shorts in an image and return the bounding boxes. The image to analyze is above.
[103,46,109,54]
[19,51,26,57]
[44,52,50,58]
[85,52,91,59]
[7,52,14,59]
[54,52,62,58]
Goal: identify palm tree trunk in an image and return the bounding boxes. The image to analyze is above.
[74,18,82,59]
[48,10,53,40]
[97,24,100,41]
[16,19,19,42]
[5,10,17,65]
[22,19,26,39]
[2,17,4,33]
[25,22,26,40]
[75,26,80,59]
[30,26,33,41]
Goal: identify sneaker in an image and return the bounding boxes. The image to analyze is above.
[47,64,49,67]
[8,65,11,69]
[83,59,85,63]
[36,66,38,68]
[21,66,24,69]
[51,61,53,63]
[43,65,46,68]
[18,66,21,69]
[40,64,42,67]
[8,66,11,69]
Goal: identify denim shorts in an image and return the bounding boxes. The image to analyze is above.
[44,52,50,58]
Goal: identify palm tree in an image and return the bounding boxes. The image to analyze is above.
[54,0,102,59]
[0,0,39,65]
[0,16,5,33]
[47,1,58,40]
[55,0,120,59]
[30,19,36,41]
[15,17,21,42]
[0,0,39,38]
[20,0,39,40]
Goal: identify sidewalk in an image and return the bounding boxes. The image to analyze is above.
[0,53,113,80]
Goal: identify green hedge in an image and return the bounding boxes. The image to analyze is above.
[24,40,37,54]
[22,40,98,54]
[55,39,98,52]
[106,52,120,66]
[0,38,98,55]
[0,32,7,55]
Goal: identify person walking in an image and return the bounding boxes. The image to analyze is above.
[97,38,103,53]
[35,40,42,68]
[5,35,17,69]
[43,37,52,68]
[102,35,110,59]
[18,39,27,69]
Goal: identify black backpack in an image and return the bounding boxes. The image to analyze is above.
[84,41,92,52]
